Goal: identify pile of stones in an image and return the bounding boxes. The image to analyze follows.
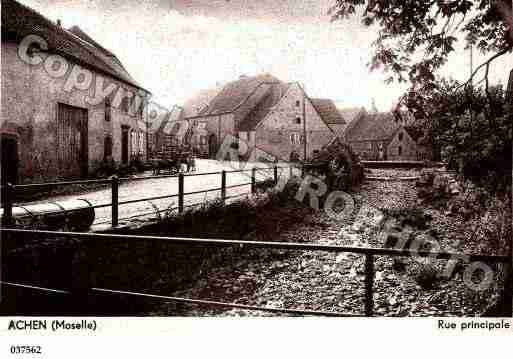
[416,168,461,204]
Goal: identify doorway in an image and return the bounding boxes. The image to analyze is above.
[1,134,19,186]
[57,103,88,178]
[208,134,217,158]
[121,126,129,164]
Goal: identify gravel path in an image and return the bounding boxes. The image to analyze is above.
[153,170,499,317]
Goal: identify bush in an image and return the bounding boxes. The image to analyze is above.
[129,157,147,173]
[92,158,117,178]
[414,263,440,290]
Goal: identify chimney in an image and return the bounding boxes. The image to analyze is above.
[56,19,62,27]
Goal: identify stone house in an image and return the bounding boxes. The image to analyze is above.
[148,85,223,158]
[344,112,427,161]
[338,107,367,137]
[310,99,346,137]
[182,74,337,161]
[1,0,150,183]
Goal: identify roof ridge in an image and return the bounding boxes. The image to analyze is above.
[3,0,147,92]
[199,74,283,116]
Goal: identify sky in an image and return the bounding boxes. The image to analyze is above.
[17,0,512,112]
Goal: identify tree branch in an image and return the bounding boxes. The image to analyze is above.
[455,47,511,91]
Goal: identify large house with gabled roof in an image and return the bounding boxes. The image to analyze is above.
[1,0,150,183]
[344,112,430,161]
[166,74,341,161]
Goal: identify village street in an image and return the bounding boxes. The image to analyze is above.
[21,160,295,231]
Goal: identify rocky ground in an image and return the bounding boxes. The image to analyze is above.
[151,169,503,317]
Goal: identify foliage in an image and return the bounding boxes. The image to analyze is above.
[330,1,512,193]
[92,158,117,178]
[330,0,512,86]
[410,82,511,192]
[414,262,441,290]
[156,181,306,239]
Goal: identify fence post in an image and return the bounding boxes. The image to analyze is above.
[251,167,256,193]
[178,172,184,213]
[111,175,119,227]
[504,263,513,317]
[221,170,226,203]
[273,165,278,185]
[70,242,92,313]
[364,254,374,317]
[2,183,14,226]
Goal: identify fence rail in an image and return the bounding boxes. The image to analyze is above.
[0,228,509,317]
[1,165,296,228]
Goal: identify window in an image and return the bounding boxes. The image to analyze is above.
[104,136,112,160]
[131,130,138,156]
[139,132,145,153]
[295,117,301,124]
[290,133,302,145]
[398,132,404,141]
[296,100,301,107]
[121,96,132,114]
[398,146,402,156]
[105,98,111,122]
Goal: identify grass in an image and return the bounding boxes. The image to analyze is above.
[1,180,313,315]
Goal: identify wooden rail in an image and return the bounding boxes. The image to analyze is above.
[1,165,287,228]
[1,228,510,317]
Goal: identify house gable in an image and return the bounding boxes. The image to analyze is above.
[386,126,418,161]
[254,83,335,160]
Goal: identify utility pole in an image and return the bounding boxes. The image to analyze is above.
[469,43,474,137]
[145,94,150,160]
[302,83,307,161]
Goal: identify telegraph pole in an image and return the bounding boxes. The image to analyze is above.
[302,83,307,161]
[469,43,474,137]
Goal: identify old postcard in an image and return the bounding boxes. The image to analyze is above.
[0,0,512,356]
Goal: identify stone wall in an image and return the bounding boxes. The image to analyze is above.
[387,128,418,161]
[1,41,146,182]
[255,83,335,161]
[190,113,235,157]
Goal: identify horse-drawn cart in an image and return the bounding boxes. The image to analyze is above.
[148,149,196,176]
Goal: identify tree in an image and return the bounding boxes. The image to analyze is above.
[330,0,512,171]
[330,0,512,91]
[331,0,513,316]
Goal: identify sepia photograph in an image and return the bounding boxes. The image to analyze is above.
[0,0,512,328]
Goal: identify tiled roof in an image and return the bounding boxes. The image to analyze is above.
[198,74,284,116]
[2,0,148,92]
[403,126,424,142]
[345,112,401,142]
[311,99,346,125]
[338,107,365,124]
[182,87,223,118]
[237,81,289,131]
